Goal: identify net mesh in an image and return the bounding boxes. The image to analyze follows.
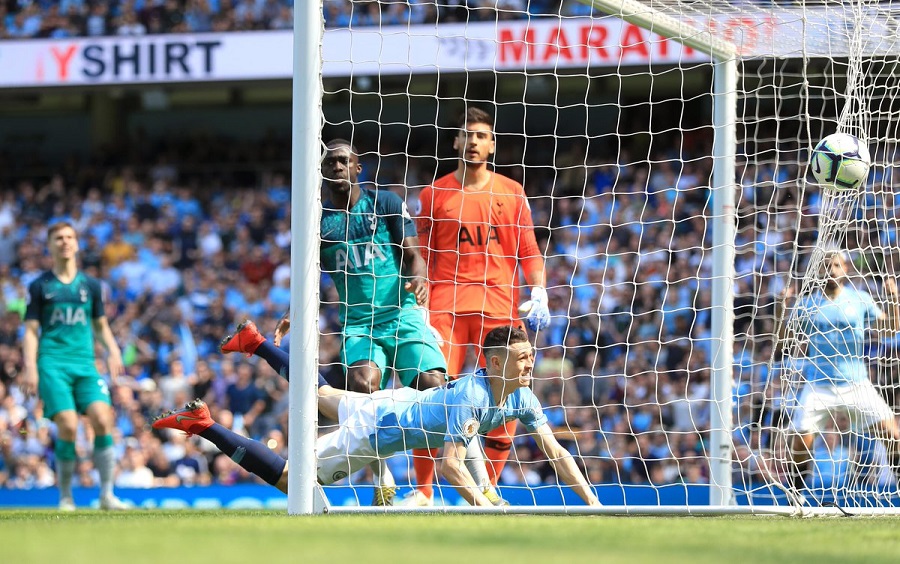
[312,0,900,511]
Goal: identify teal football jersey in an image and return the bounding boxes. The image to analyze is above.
[320,187,418,326]
[25,271,104,361]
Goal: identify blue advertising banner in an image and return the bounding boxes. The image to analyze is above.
[0,483,769,510]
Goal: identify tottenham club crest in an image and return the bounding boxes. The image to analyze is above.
[79,287,88,302]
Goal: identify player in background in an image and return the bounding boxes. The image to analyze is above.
[408,107,551,505]
[153,326,600,507]
[22,222,128,511]
[777,249,900,498]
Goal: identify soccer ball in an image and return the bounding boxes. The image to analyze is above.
[809,132,871,191]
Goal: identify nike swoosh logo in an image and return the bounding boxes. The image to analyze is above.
[175,414,202,423]
[44,293,55,299]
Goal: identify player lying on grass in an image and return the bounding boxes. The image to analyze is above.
[218,317,501,505]
[153,325,600,507]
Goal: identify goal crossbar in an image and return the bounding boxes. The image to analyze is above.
[576,0,738,60]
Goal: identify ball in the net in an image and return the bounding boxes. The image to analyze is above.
[809,132,871,192]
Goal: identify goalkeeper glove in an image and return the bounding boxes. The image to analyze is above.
[518,286,550,331]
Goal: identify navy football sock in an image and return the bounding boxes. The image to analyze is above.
[255,340,329,388]
[255,340,290,380]
[200,423,286,486]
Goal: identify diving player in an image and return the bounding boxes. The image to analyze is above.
[153,326,600,507]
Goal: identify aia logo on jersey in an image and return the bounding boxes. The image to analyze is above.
[458,225,499,248]
[334,242,388,270]
[49,307,87,326]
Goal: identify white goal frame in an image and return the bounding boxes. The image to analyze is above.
[287,0,324,515]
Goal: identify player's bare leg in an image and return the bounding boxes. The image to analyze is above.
[411,371,445,391]
[52,410,79,511]
[790,433,816,492]
[347,361,381,393]
[371,458,397,506]
[274,463,289,493]
[85,401,128,510]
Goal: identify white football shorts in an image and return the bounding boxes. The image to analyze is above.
[790,380,895,434]
[316,389,396,485]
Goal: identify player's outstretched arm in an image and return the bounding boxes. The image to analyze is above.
[530,424,601,506]
[440,441,495,507]
[773,286,803,357]
[877,277,900,335]
[21,320,40,397]
[93,316,124,382]
[400,235,429,306]
[273,311,290,347]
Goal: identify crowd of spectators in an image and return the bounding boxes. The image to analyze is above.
[0,0,591,40]
[3,0,892,41]
[0,120,897,500]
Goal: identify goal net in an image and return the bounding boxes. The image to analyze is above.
[291,0,900,514]
[743,4,900,512]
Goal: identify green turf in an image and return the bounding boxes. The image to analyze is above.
[2,511,899,564]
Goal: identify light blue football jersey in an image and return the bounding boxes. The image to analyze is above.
[369,370,548,456]
[793,286,881,385]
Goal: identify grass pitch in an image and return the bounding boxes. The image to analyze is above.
[2,511,899,564]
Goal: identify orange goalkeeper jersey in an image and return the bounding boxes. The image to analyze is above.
[417,171,544,318]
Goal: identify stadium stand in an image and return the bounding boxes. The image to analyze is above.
[0,1,589,39]
[0,121,867,493]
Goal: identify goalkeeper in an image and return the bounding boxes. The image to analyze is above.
[778,249,900,494]
[410,107,550,505]
[152,326,600,507]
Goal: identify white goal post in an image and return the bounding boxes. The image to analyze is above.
[289,0,900,515]
[288,0,324,515]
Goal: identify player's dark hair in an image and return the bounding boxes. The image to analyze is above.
[325,138,358,155]
[482,325,529,351]
[458,107,494,130]
[47,221,77,239]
